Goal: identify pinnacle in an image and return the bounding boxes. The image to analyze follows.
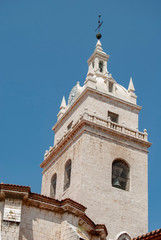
[128,77,135,92]
[60,96,66,109]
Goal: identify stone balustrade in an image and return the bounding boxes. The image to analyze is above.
[83,112,148,141]
[44,112,148,159]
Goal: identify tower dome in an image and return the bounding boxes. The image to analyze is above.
[68,82,83,106]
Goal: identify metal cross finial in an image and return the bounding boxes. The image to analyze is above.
[95,15,103,33]
[95,15,103,39]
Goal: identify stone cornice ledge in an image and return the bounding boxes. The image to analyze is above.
[0,184,30,200]
[41,112,151,169]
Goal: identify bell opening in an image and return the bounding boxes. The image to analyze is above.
[113,178,121,189]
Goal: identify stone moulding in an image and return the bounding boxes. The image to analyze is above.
[0,184,30,200]
[41,112,152,170]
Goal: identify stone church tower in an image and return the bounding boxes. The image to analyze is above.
[41,39,151,240]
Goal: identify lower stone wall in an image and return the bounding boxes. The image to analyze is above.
[1,198,22,240]
[0,201,4,240]
[61,221,90,240]
[19,205,93,240]
[0,186,107,240]
[18,206,91,240]
[19,205,62,240]
[1,203,83,240]
[1,221,20,240]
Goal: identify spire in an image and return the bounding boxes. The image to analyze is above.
[57,96,67,120]
[128,77,137,104]
[96,40,103,51]
[128,77,135,93]
[60,96,66,109]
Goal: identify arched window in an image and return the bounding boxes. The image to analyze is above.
[117,233,131,240]
[50,173,57,198]
[112,159,129,191]
[64,160,72,191]
[99,61,103,72]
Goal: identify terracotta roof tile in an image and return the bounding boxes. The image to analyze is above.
[0,183,31,192]
[133,228,161,240]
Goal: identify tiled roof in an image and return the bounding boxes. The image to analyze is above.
[0,183,31,192]
[0,183,86,211]
[133,228,161,240]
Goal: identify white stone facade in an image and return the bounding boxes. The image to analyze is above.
[41,40,151,240]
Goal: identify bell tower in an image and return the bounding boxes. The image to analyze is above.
[40,35,151,240]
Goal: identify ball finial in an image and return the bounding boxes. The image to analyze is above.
[96,33,102,39]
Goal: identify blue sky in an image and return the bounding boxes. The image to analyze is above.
[0,0,161,233]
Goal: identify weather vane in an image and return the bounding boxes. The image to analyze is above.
[95,15,103,39]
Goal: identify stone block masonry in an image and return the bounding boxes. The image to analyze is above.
[0,184,107,240]
[1,198,22,240]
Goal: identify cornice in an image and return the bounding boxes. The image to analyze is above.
[80,214,108,238]
[41,120,85,170]
[87,50,109,64]
[53,87,142,132]
[41,113,151,170]
[0,184,30,200]
[0,184,86,212]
